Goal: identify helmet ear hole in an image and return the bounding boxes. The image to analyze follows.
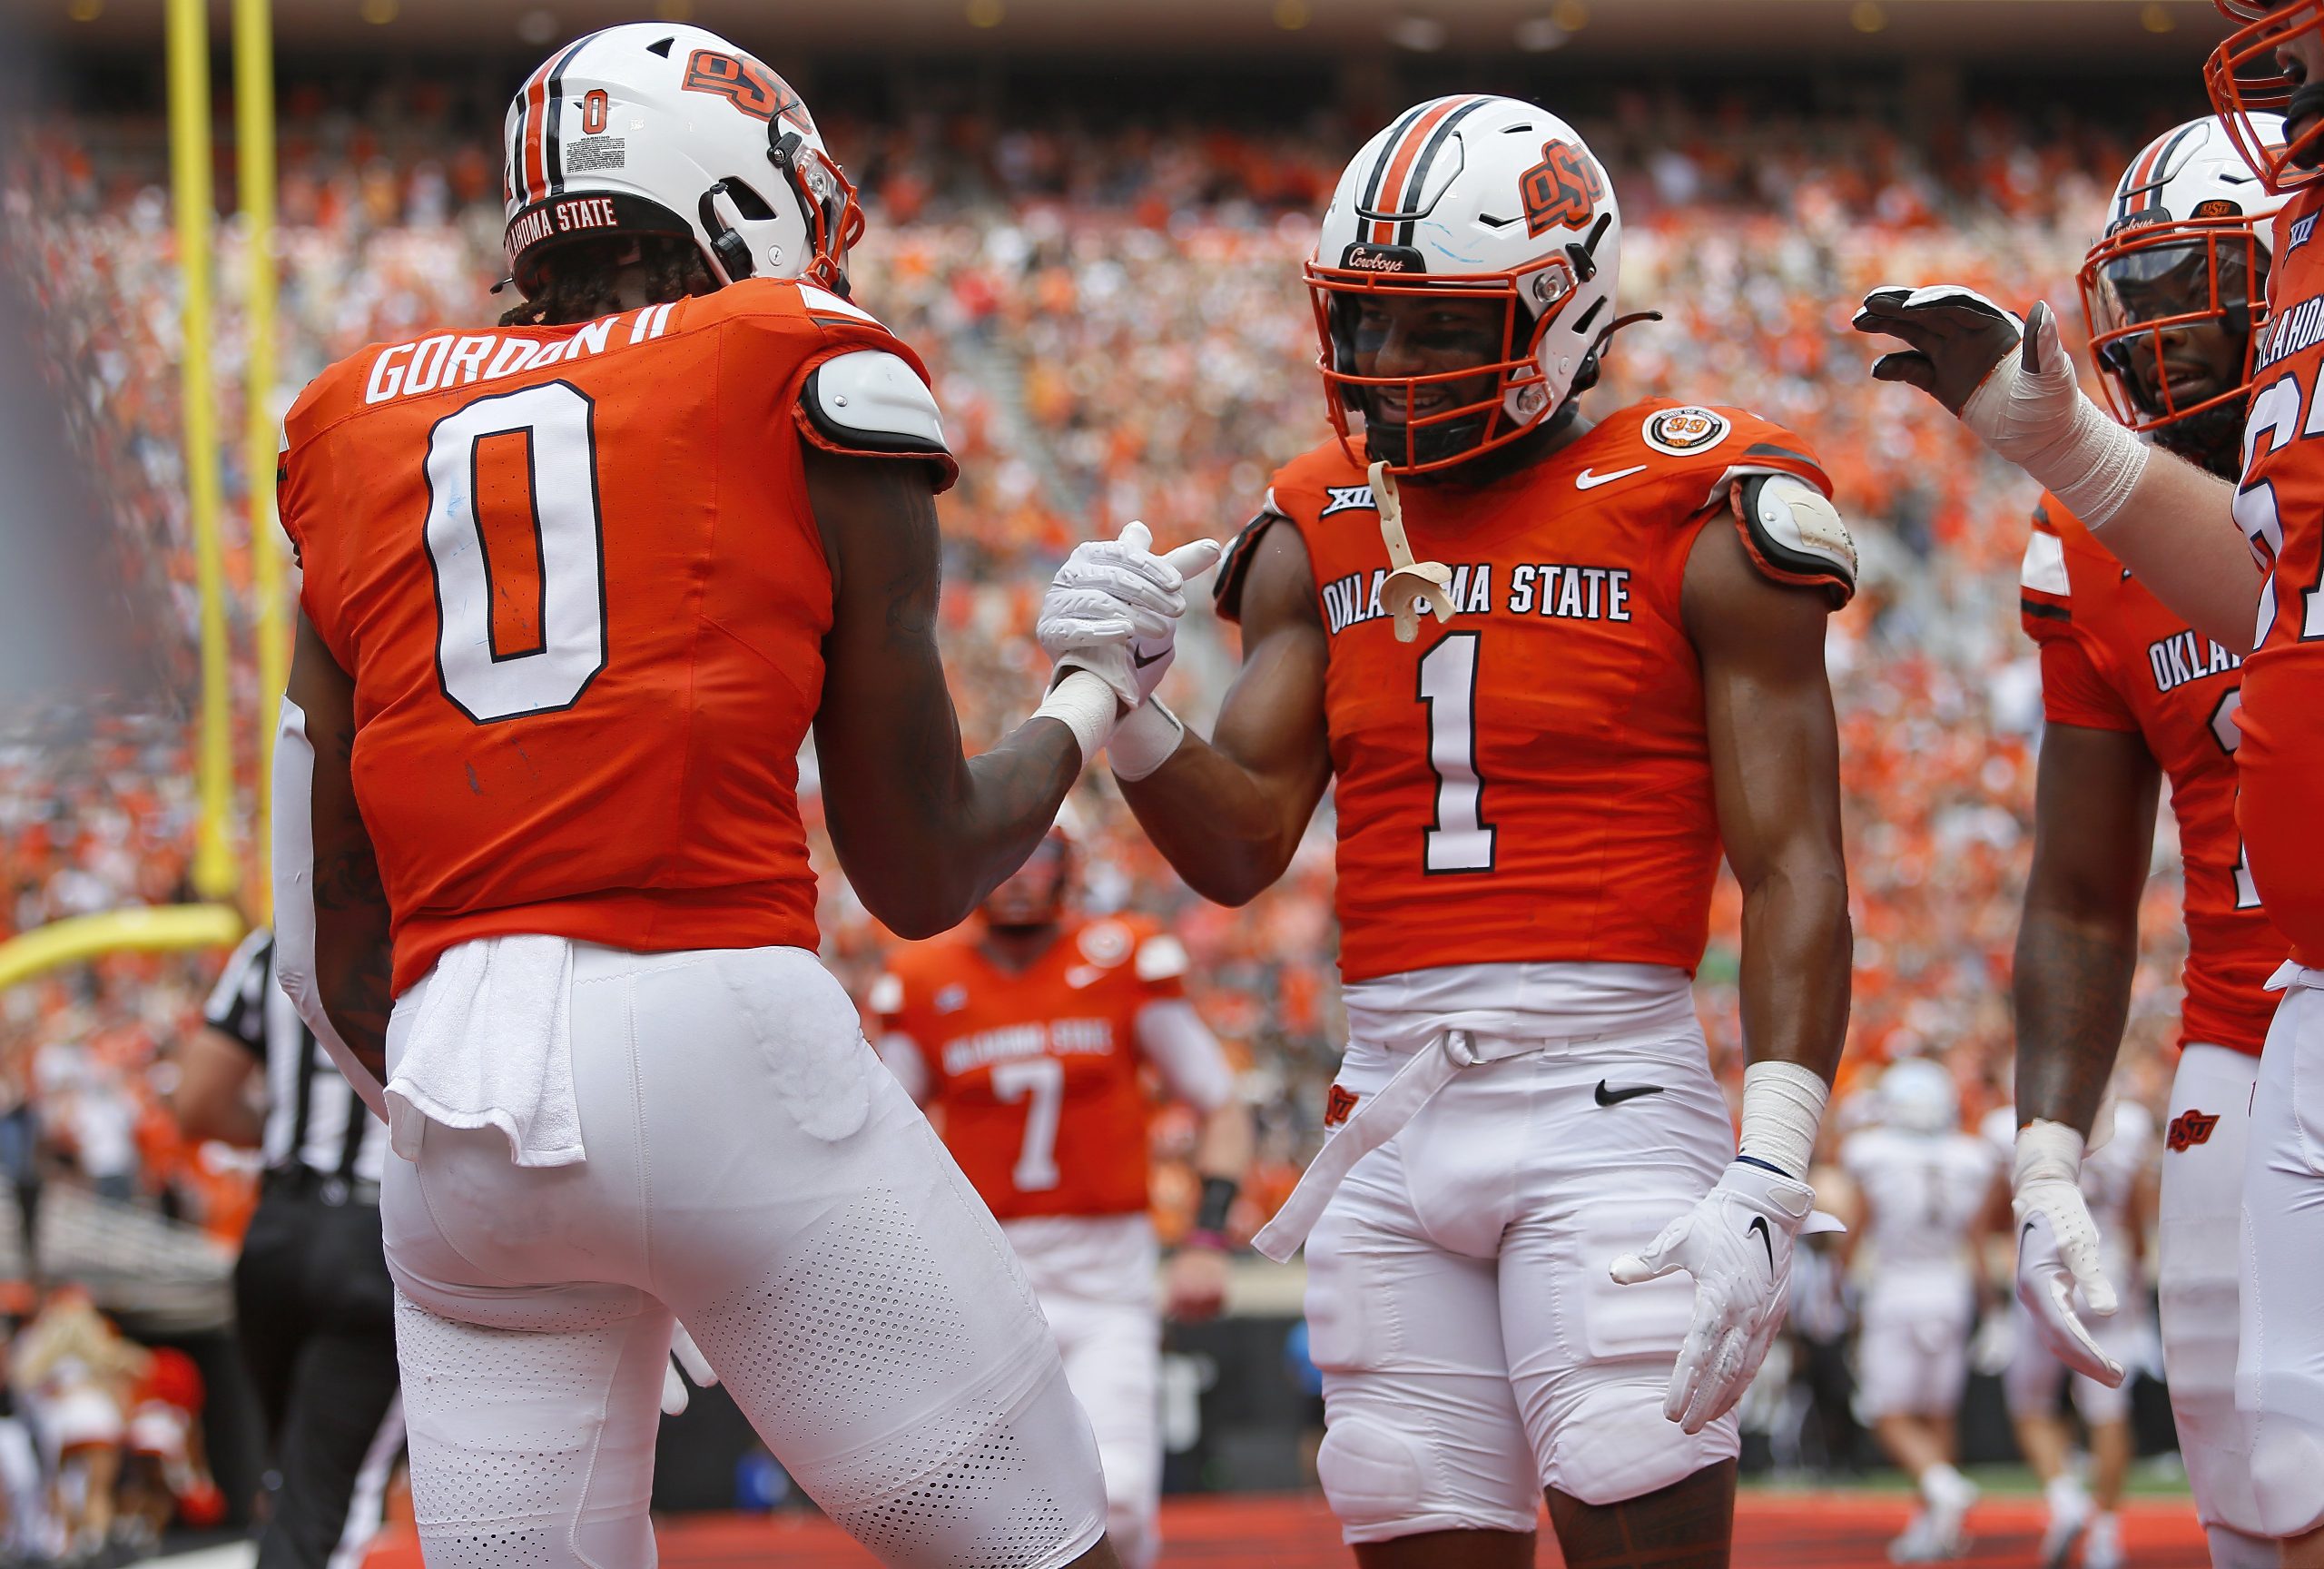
[723,179,778,222]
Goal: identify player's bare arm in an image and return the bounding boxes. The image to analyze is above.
[808,444,1097,938]
[281,610,395,1083]
[2013,724,2161,1136]
[1852,291,2257,648]
[1116,521,1334,907]
[1681,519,1850,1084]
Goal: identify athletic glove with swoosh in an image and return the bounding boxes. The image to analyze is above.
[1038,521,1224,710]
[1610,1159,1827,1435]
[2011,1120,2125,1387]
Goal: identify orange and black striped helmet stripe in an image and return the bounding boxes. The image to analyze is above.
[506,33,599,208]
[2112,122,2203,228]
[1356,94,1489,247]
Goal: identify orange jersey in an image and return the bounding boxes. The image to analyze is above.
[2020,496,2280,1054]
[281,279,950,994]
[872,916,1187,1220]
[1232,400,1837,984]
[2237,190,2324,968]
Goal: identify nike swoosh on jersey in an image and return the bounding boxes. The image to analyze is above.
[1747,1213,1774,1269]
[1594,1080,1666,1106]
[1575,464,1649,490]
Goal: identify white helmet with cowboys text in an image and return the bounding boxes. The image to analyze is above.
[1307,94,1627,474]
[501,23,862,298]
[2078,114,2287,463]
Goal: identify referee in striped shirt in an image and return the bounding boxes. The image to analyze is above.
[175,928,403,1568]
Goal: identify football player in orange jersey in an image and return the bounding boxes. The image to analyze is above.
[870,815,1255,1569]
[266,24,1216,1569]
[1995,117,2290,1569]
[1856,9,2324,1553]
[1094,97,1856,1569]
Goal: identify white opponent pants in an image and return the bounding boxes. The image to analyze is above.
[1304,1022,1737,1544]
[2241,977,2324,1542]
[1006,1216,1162,1569]
[379,943,1108,1569]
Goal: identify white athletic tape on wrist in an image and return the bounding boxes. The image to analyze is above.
[1033,669,1119,767]
[2012,1117,2085,1190]
[1738,1061,1828,1179]
[1108,699,1186,783]
[1962,306,2150,528]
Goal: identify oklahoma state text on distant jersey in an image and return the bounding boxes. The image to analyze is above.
[280,279,953,994]
[872,916,1187,1220]
[2236,191,2324,968]
[1221,400,1840,984]
[2020,494,2280,1053]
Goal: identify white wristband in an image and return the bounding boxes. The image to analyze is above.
[2012,1118,2086,1191]
[1738,1061,1829,1179]
[1033,669,1118,768]
[1108,699,1186,783]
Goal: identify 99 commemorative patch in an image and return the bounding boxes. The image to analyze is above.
[1642,406,1731,457]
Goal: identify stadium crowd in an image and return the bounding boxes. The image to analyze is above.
[0,83,2210,1497]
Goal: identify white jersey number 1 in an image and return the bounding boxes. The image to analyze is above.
[1418,632,1496,873]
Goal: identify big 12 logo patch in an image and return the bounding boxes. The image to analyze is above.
[1520,139,1604,237]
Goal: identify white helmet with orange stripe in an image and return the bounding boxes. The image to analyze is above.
[1307,95,1627,475]
[501,23,862,300]
[2076,114,2287,473]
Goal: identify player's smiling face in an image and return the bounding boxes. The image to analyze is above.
[1346,293,1509,427]
[2275,1,2324,155]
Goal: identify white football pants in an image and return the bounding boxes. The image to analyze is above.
[2240,975,2324,1542]
[379,943,1108,1569]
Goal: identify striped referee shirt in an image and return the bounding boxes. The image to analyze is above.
[203,928,388,1187]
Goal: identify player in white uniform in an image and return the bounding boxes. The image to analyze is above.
[1838,1061,2004,1563]
[1980,1099,2155,1569]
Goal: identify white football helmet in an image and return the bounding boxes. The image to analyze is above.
[1307,94,1626,474]
[501,23,862,298]
[2078,114,2287,455]
[1878,1058,1959,1137]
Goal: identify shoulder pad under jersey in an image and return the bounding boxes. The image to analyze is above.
[1213,504,1290,625]
[1733,471,1856,607]
[799,349,948,460]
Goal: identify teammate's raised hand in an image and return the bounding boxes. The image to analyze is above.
[1610,1159,1821,1434]
[2010,1120,2126,1387]
[1854,288,2152,528]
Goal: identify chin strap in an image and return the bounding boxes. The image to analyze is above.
[1372,461,1457,643]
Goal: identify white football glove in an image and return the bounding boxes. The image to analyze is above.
[1038,522,1223,710]
[660,1323,719,1416]
[1610,1159,1823,1435]
[2012,1120,2125,1387]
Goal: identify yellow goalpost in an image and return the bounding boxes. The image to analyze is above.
[0,0,280,990]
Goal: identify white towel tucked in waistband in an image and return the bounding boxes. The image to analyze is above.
[387,934,583,1169]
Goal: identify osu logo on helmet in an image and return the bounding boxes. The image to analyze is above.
[682,49,812,131]
[1519,139,1603,237]
[2167,1109,2221,1151]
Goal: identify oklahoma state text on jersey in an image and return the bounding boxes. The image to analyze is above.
[2020,495,2280,1053]
[1222,400,1839,984]
[872,916,1187,1220]
[2236,193,2324,968]
[280,279,952,994]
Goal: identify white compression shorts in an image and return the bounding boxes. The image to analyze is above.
[380,942,1108,1569]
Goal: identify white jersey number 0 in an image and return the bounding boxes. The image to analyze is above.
[423,380,607,725]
